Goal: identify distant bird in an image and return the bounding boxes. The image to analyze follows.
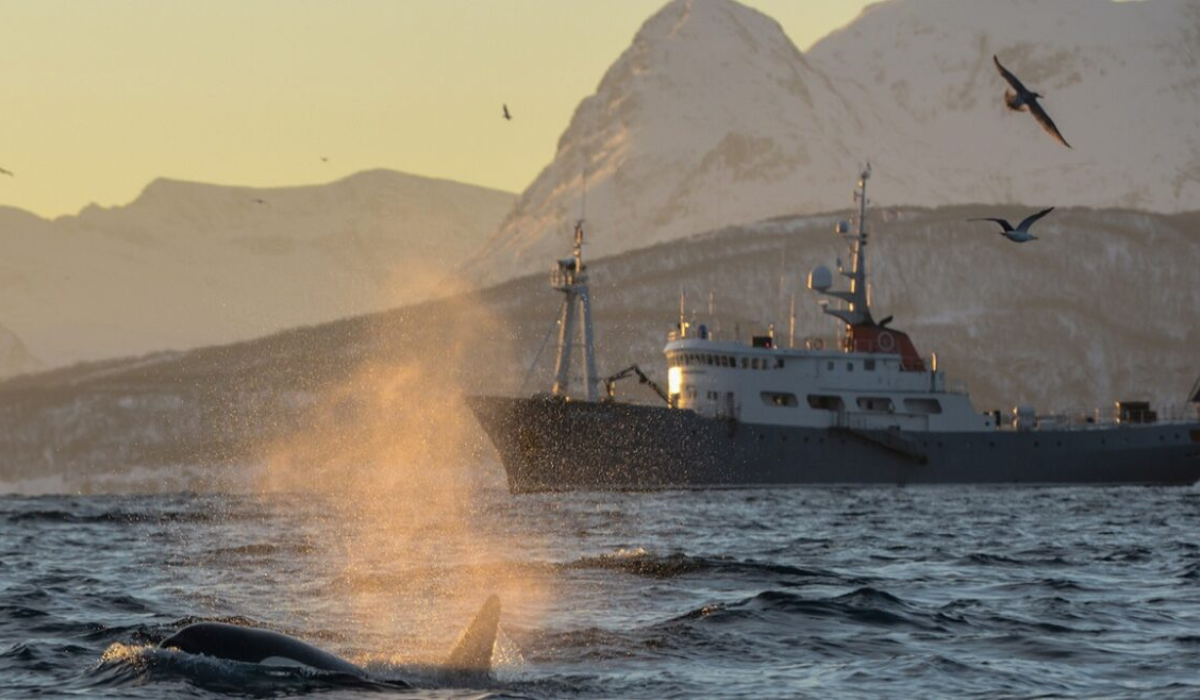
[993,55,1071,149]
[0,167,13,177]
[968,207,1055,243]
[320,156,329,163]
[502,104,512,121]
[253,198,267,205]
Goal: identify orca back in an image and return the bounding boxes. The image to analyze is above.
[160,622,364,676]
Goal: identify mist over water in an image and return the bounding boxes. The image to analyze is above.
[4,484,1200,698]
[249,291,546,666]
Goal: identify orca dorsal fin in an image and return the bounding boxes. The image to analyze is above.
[443,595,500,675]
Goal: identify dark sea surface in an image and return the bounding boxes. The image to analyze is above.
[4,484,1200,698]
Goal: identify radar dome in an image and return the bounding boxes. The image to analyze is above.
[808,265,832,292]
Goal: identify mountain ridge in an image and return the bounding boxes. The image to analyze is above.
[0,169,515,369]
[467,0,1200,285]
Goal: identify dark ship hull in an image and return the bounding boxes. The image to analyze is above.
[468,395,1200,492]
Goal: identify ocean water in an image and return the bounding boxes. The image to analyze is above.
[4,484,1200,698]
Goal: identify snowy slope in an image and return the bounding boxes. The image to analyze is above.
[0,171,513,367]
[468,0,1200,283]
[809,0,1200,210]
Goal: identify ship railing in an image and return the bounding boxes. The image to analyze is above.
[667,326,841,348]
[992,403,1200,431]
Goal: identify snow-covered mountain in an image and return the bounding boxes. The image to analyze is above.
[0,170,513,367]
[469,0,1200,283]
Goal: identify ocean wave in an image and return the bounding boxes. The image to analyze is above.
[662,587,945,633]
[562,549,861,585]
[4,507,224,525]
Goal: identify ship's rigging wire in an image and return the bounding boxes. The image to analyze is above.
[518,303,564,395]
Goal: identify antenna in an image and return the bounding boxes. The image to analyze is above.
[679,288,687,337]
[789,293,796,349]
[778,244,787,314]
[579,165,588,224]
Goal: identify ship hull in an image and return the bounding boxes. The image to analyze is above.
[468,396,1200,492]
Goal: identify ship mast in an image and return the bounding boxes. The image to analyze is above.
[550,219,600,401]
[815,165,876,333]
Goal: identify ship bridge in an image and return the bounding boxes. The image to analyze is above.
[661,167,987,433]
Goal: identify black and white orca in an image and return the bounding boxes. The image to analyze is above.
[159,595,501,681]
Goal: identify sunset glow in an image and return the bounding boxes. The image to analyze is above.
[0,0,872,218]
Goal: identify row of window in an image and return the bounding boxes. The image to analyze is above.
[759,392,943,414]
[668,353,782,370]
[669,355,887,374]
[826,359,877,372]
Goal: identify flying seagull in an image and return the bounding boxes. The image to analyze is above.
[0,167,13,177]
[993,55,1071,149]
[503,104,512,121]
[969,207,1055,243]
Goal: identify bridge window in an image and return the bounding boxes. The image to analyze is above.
[904,398,943,415]
[856,397,894,412]
[761,392,798,408]
[865,359,876,371]
[808,395,844,411]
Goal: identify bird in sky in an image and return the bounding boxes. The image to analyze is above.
[503,104,512,121]
[0,167,13,176]
[968,207,1055,243]
[993,55,1071,149]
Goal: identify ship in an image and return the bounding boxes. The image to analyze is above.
[469,168,1200,492]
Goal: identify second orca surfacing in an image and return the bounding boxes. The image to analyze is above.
[159,595,501,685]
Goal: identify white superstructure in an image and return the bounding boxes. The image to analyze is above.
[664,167,991,433]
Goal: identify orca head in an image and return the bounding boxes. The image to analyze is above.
[160,623,228,656]
[160,622,268,665]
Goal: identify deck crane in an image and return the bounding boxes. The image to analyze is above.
[602,365,670,405]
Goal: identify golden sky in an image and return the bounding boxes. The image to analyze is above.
[0,0,873,219]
